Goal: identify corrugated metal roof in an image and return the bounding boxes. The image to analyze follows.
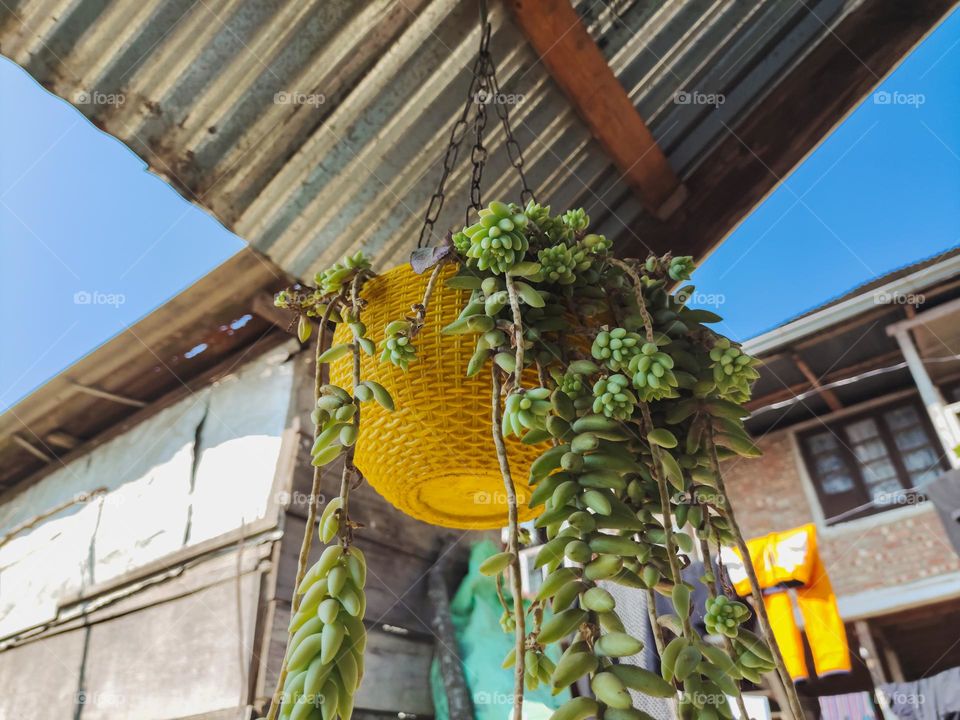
[0,0,859,277]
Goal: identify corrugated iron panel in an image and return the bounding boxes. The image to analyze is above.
[0,0,853,277]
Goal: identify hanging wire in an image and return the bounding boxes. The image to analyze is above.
[416,0,535,248]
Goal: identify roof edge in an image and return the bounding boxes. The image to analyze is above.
[743,251,960,356]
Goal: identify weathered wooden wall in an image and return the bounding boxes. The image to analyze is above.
[0,345,295,640]
[0,339,473,719]
[0,345,292,719]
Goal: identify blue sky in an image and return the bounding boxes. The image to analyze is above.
[0,59,244,411]
[1,8,959,409]
[692,8,960,341]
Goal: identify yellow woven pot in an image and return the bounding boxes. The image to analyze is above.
[329,263,545,529]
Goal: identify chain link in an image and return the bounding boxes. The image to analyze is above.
[467,49,491,224]
[489,63,535,207]
[416,53,483,248]
[416,6,535,248]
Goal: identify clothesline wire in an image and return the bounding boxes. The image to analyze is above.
[824,483,930,524]
[750,352,960,417]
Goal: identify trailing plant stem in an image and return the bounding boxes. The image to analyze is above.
[337,336,363,545]
[698,533,750,720]
[412,262,446,336]
[265,297,343,720]
[645,588,667,656]
[640,405,693,639]
[609,258,655,343]
[491,369,525,720]
[706,428,804,720]
[503,274,525,389]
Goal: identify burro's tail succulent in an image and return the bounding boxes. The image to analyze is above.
[270,199,800,720]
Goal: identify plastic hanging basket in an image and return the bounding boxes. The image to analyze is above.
[329,263,545,529]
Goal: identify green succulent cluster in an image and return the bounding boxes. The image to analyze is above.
[642,254,695,283]
[582,233,612,255]
[538,242,588,285]
[669,255,695,282]
[591,374,637,421]
[379,320,417,370]
[451,230,471,255]
[509,648,557,692]
[523,200,562,239]
[553,369,588,398]
[315,251,372,295]
[561,208,589,233]
[709,338,761,402]
[502,388,552,439]
[592,327,644,372]
[462,201,530,273]
[704,596,751,639]
[629,342,679,401]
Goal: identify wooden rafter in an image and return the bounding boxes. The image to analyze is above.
[45,431,80,450]
[746,350,904,412]
[792,353,843,412]
[508,0,686,220]
[67,380,148,408]
[11,435,55,463]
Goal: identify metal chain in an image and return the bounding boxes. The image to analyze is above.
[416,2,535,248]
[489,62,535,207]
[416,53,483,248]
[467,42,491,224]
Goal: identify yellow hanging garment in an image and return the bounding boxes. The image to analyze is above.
[721,524,851,681]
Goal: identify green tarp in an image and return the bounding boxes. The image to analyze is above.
[430,540,571,720]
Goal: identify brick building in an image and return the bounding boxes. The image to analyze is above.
[726,247,960,697]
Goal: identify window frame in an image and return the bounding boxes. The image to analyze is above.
[797,397,948,524]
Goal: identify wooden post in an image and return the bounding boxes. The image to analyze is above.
[872,624,905,683]
[854,620,889,688]
[428,558,474,720]
[889,328,960,467]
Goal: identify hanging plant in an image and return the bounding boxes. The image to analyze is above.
[267,206,804,720]
[263,3,807,719]
[264,256,377,720]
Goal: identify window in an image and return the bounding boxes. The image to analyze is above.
[798,399,947,524]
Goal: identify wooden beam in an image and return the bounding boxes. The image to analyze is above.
[428,558,473,720]
[792,354,843,412]
[66,380,148,408]
[872,624,906,683]
[10,435,54,464]
[45,431,80,450]
[0,331,290,505]
[508,0,685,219]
